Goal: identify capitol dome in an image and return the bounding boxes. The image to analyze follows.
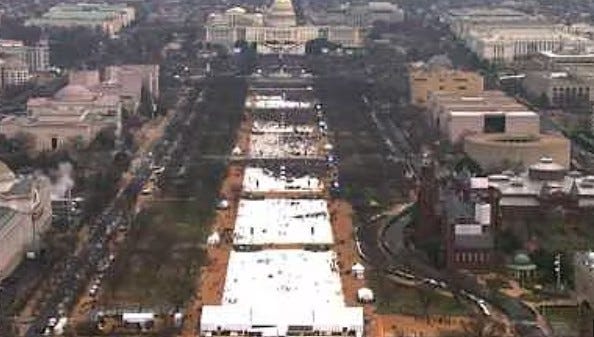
[265,0,297,27]
[55,84,96,102]
[226,6,247,14]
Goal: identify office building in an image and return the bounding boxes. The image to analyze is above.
[0,39,50,73]
[408,62,484,107]
[464,133,571,171]
[465,26,591,63]
[0,56,31,87]
[442,7,539,39]
[26,3,136,37]
[442,7,592,63]
[428,90,539,143]
[470,157,594,215]
[523,70,593,107]
[0,162,52,280]
[345,2,405,27]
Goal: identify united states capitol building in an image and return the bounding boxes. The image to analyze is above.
[205,0,364,54]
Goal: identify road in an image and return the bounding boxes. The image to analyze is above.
[18,83,199,337]
[363,95,418,178]
[356,93,548,335]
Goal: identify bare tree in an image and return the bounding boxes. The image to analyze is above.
[439,315,506,337]
[416,285,436,323]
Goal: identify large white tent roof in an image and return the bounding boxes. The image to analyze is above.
[233,199,333,245]
[249,133,319,159]
[201,305,363,336]
[201,250,363,337]
[221,250,343,307]
[243,167,323,193]
[245,95,312,109]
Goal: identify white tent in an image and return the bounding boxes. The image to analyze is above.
[173,312,183,327]
[122,312,155,324]
[351,263,365,279]
[217,199,230,210]
[357,288,374,303]
[232,146,243,156]
[207,232,221,245]
[323,143,333,151]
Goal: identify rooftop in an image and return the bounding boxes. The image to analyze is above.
[471,158,594,206]
[243,167,323,193]
[54,84,96,102]
[245,94,312,109]
[454,227,494,249]
[249,132,321,159]
[221,250,345,307]
[469,26,589,42]
[233,199,333,245]
[430,90,532,113]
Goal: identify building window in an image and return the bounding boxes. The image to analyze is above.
[484,115,506,133]
[457,86,467,90]
[51,137,58,150]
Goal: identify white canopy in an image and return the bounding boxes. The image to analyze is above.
[231,146,242,155]
[207,232,221,245]
[122,313,154,324]
[357,288,374,303]
[352,262,365,273]
[217,199,230,209]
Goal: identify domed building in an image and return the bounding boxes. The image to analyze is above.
[0,64,159,152]
[506,252,537,285]
[0,161,52,280]
[54,84,98,102]
[0,81,121,151]
[265,0,297,27]
[205,0,363,54]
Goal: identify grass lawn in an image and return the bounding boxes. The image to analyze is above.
[368,271,471,316]
[101,200,209,308]
[540,306,580,337]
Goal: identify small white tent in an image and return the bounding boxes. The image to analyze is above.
[357,288,374,303]
[122,312,155,324]
[232,146,243,156]
[207,232,221,245]
[217,199,230,210]
[351,263,365,279]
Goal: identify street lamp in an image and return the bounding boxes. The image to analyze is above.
[554,253,562,291]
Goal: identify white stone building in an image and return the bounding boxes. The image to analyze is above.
[0,84,121,151]
[443,7,593,63]
[465,26,592,63]
[428,90,539,143]
[0,39,50,73]
[0,64,159,151]
[26,3,136,37]
[0,162,52,280]
[205,0,363,54]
